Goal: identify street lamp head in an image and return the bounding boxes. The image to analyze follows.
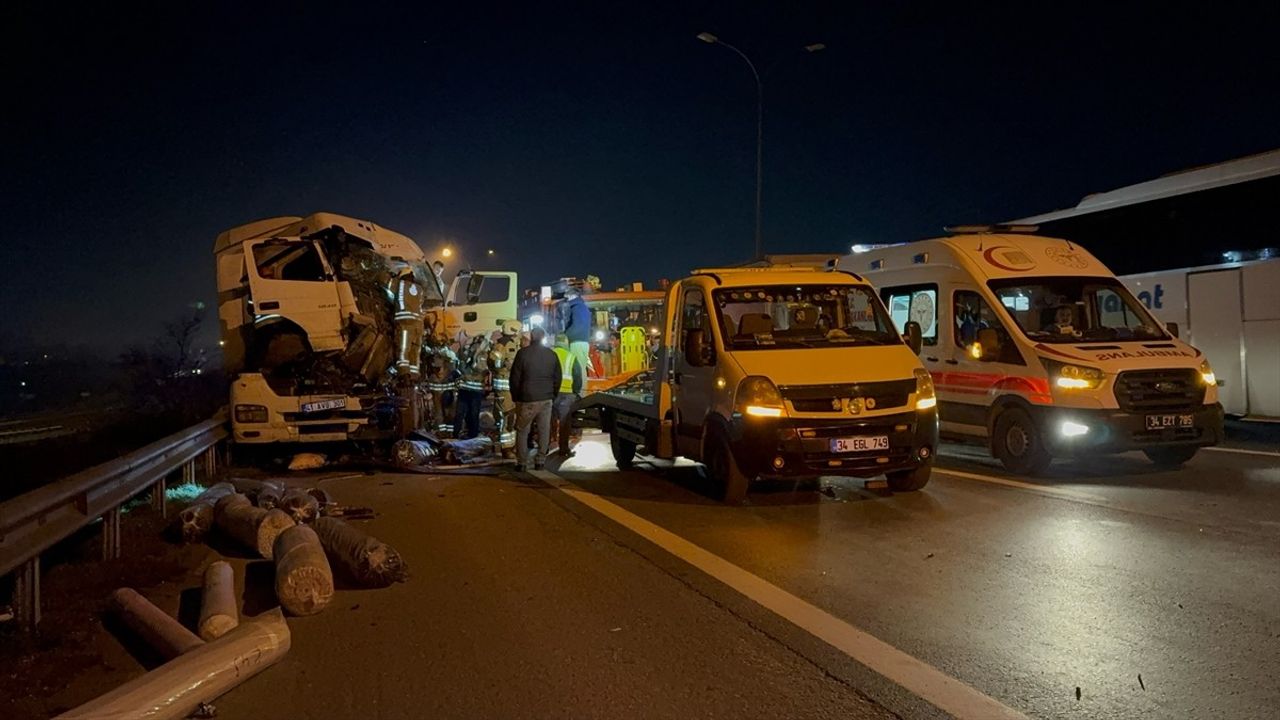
[804,43,826,53]
[696,32,718,44]
[441,247,453,258]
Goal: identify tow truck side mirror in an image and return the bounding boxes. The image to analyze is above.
[975,327,1001,362]
[903,321,923,355]
[1165,321,1180,338]
[684,329,711,367]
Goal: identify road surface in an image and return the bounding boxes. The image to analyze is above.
[211,430,1279,719]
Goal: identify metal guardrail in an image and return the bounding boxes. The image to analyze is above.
[0,412,228,630]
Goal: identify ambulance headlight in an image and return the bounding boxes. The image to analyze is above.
[1199,359,1216,387]
[1044,360,1104,390]
[736,376,786,418]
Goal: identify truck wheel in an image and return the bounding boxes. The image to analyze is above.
[1144,446,1198,467]
[706,434,750,504]
[610,432,637,469]
[992,408,1051,475]
[887,463,932,491]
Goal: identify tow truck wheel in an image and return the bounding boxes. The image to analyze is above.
[886,463,932,491]
[610,432,637,469]
[706,434,749,504]
[993,408,1051,475]
[1144,446,1199,467]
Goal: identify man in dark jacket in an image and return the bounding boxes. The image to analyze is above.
[509,327,562,470]
[562,288,592,382]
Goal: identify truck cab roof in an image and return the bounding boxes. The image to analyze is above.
[213,212,424,262]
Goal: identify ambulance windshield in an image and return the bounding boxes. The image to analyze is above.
[987,276,1167,343]
[713,285,900,349]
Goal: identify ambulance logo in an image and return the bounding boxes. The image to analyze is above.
[982,246,1036,272]
[1045,246,1089,268]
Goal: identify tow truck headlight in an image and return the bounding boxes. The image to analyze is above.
[736,376,786,418]
[1044,360,1104,390]
[1199,359,1216,387]
[235,404,269,423]
[913,368,937,410]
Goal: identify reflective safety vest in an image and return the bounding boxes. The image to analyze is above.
[553,347,576,394]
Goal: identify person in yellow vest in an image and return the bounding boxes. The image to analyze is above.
[551,333,586,457]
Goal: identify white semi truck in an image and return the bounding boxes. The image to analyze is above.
[213,212,516,445]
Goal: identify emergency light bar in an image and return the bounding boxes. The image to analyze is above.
[944,224,1040,234]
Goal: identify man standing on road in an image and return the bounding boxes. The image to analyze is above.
[552,333,586,458]
[509,327,561,470]
[563,288,592,381]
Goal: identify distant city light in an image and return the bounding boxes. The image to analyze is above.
[487,249,495,256]
[218,340,225,346]
[20,381,26,387]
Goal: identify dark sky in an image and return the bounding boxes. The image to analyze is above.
[4,1,1278,352]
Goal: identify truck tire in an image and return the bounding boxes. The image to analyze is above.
[992,408,1051,475]
[1144,446,1198,467]
[706,433,750,504]
[610,432,637,469]
[886,463,932,491]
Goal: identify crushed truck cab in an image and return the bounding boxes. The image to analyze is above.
[578,267,939,502]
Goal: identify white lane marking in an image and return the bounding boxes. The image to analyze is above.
[1205,446,1280,458]
[530,469,1027,720]
[934,467,1114,507]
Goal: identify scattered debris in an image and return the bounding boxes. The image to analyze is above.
[58,608,290,720]
[609,627,622,632]
[820,485,837,498]
[924,552,935,560]
[1075,686,1081,701]
[325,505,375,520]
[288,453,327,471]
[191,702,218,718]
[314,517,409,587]
[1138,673,1145,690]
[274,525,335,616]
[109,588,204,660]
[175,482,236,543]
[280,488,321,524]
[198,562,239,641]
[214,494,295,560]
[1004,553,1013,558]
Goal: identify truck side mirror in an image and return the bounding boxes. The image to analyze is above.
[975,327,1001,362]
[1165,321,1180,338]
[903,321,923,355]
[684,329,711,367]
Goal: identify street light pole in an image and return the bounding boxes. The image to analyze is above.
[697,33,824,261]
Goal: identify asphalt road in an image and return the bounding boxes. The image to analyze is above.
[212,428,1280,719]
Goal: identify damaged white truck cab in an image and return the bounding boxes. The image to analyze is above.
[857,229,1225,474]
[213,212,516,445]
[578,267,939,503]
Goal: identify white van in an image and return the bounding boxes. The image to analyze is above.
[856,228,1224,473]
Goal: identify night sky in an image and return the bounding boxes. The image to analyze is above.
[5,1,1278,353]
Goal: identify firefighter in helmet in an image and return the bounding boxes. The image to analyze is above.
[488,319,522,456]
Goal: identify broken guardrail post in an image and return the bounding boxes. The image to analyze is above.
[56,608,290,720]
[273,525,334,616]
[198,561,239,641]
[102,506,122,561]
[215,494,294,559]
[110,588,204,660]
[14,556,40,630]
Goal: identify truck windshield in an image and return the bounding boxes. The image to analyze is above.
[987,276,1168,343]
[712,285,899,349]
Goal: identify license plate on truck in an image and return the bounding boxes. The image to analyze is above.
[1145,413,1193,430]
[301,398,346,414]
[830,435,890,453]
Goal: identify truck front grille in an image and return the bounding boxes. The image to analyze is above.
[1113,369,1203,413]
[780,379,915,413]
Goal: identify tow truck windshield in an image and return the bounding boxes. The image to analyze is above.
[713,284,899,349]
[988,276,1168,343]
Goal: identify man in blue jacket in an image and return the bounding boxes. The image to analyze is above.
[563,288,592,381]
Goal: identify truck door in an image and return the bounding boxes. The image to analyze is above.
[242,238,345,352]
[672,286,716,457]
[445,271,518,338]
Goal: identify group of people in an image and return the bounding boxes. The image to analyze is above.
[423,321,586,471]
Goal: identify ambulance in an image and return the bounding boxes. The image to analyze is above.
[856,227,1224,474]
